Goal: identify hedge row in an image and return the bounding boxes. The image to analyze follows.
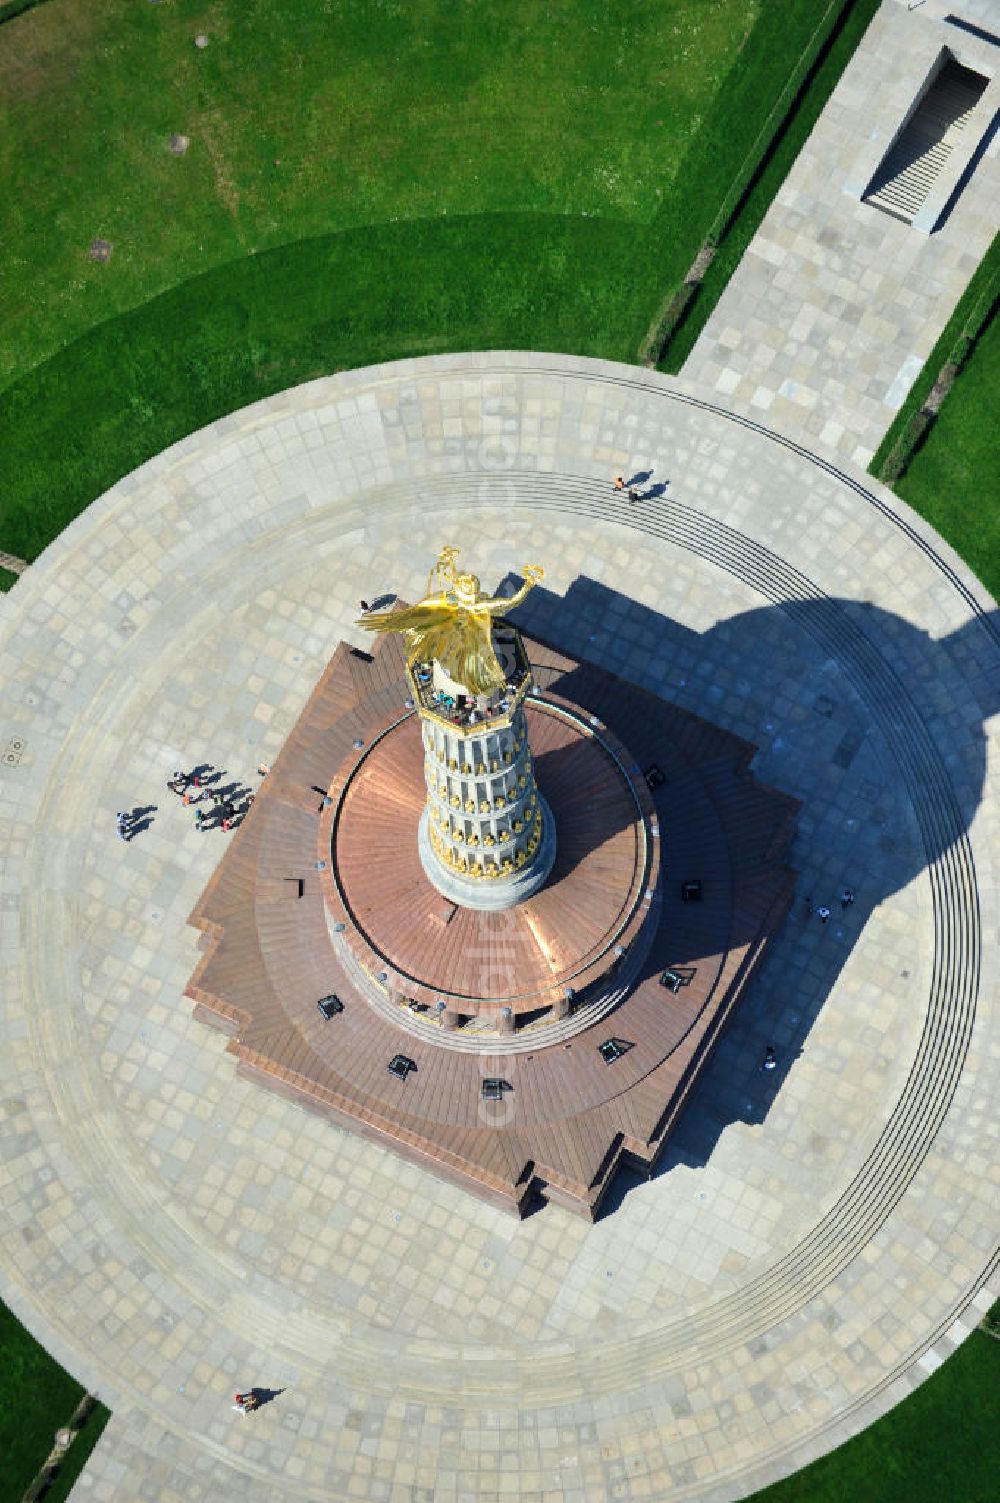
[0,0,55,25]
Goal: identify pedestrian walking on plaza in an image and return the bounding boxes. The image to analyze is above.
[116,811,130,842]
[194,807,207,832]
[233,1391,259,1413]
[762,1045,777,1072]
[167,770,188,795]
[359,600,371,613]
[628,489,640,505]
[257,761,270,778]
[815,904,831,925]
[840,888,855,909]
[613,475,624,492]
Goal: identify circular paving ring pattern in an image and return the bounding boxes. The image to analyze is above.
[0,353,996,1502]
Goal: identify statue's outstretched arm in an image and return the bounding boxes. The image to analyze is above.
[480,564,545,615]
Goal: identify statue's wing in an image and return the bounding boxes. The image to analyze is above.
[356,599,453,634]
[449,612,506,694]
[356,597,505,693]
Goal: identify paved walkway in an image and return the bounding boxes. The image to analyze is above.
[684,0,1000,465]
[0,352,997,1503]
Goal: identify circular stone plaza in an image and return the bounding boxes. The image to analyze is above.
[0,351,997,1502]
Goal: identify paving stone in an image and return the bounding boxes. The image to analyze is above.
[684,0,1000,462]
[0,353,996,1502]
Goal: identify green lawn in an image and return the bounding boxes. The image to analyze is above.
[893,308,1000,601]
[0,212,652,559]
[0,1297,110,1500]
[1,0,861,562]
[748,1309,1000,1503]
[0,0,761,392]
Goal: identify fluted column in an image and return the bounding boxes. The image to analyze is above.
[422,704,545,880]
[412,637,556,911]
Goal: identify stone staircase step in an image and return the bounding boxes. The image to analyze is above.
[865,60,988,221]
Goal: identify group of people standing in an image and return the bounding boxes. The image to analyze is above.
[115,763,267,843]
[166,768,250,833]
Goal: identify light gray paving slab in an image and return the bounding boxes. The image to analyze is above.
[0,354,996,1503]
[684,0,1000,464]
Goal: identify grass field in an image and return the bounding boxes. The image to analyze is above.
[0,0,853,561]
[0,0,763,390]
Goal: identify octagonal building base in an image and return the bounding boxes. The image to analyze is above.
[186,628,799,1218]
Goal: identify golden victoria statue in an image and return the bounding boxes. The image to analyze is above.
[357,546,544,694]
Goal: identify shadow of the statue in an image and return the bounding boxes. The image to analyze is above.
[499,572,997,1209]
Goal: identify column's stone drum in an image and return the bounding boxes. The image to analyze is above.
[417,697,556,910]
